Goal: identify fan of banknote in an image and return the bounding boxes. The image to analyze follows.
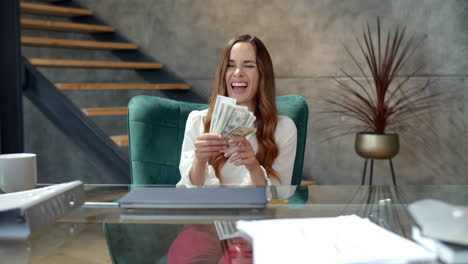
[214,220,239,240]
[209,95,256,141]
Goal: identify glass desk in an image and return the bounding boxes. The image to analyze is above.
[1,185,467,264]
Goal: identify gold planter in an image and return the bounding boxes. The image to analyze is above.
[355,133,399,159]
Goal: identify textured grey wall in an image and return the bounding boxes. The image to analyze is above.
[22,0,467,184]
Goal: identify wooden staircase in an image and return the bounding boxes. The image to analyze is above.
[22,36,138,50]
[56,83,191,90]
[109,135,129,147]
[21,18,115,33]
[29,58,163,69]
[81,107,127,116]
[21,2,93,17]
[21,0,190,147]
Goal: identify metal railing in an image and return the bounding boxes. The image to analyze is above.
[0,0,130,183]
[0,0,23,153]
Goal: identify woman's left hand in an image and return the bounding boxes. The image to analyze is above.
[223,136,260,171]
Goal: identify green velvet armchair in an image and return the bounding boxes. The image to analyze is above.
[127,95,308,185]
[105,95,309,264]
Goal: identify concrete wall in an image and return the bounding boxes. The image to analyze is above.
[22,0,467,184]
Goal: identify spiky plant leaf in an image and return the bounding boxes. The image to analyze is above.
[324,17,437,135]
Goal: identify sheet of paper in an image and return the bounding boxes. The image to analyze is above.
[237,215,435,264]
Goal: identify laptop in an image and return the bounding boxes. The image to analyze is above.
[118,187,267,209]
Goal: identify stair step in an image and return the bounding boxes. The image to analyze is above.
[21,18,115,33]
[110,135,128,147]
[56,83,190,90]
[29,58,163,69]
[21,2,93,17]
[35,0,68,2]
[22,36,138,50]
[300,180,319,186]
[82,107,128,116]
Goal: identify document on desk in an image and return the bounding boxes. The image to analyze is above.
[237,215,436,264]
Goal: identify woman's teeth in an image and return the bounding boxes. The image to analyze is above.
[232,82,248,89]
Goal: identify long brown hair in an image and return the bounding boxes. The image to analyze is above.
[203,34,280,182]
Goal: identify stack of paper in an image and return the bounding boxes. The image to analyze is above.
[237,215,435,264]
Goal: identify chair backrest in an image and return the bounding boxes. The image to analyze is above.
[127,95,308,185]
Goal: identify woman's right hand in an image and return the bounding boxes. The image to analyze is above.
[194,133,227,163]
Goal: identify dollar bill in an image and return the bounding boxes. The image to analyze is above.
[223,126,257,140]
[220,106,251,137]
[217,104,249,134]
[245,114,256,128]
[215,103,235,134]
[214,220,239,240]
[223,126,257,150]
[210,95,236,133]
[209,95,256,146]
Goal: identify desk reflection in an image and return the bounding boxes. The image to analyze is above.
[104,223,253,264]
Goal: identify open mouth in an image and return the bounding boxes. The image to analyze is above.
[231,82,248,93]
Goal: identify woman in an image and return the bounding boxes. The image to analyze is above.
[178,34,297,187]
[169,34,297,264]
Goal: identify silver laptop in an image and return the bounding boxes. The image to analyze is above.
[118,187,267,209]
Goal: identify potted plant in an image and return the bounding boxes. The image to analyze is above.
[325,17,438,161]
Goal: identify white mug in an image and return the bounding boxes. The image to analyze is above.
[0,153,37,193]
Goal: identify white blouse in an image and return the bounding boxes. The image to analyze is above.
[177,109,297,186]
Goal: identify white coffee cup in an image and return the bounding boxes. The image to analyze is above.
[0,153,37,193]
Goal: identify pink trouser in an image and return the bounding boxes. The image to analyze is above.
[167,225,253,264]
